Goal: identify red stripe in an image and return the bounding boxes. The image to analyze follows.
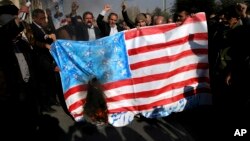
[181,13,207,25]
[64,84,87,99]
[66,64,209,113]
[108,87,210,113]
[103,63,209,90]
[128,33,208,56]
[68,99,85,112]
[106,77,209,102]
[72,111,84,119]
[130,48,208,70]
[67,63,209,112]
[124,12,207,40]
[125,24,177,40]
[69,86,210,114]
[137,87,210,111]
[65,12,209,118]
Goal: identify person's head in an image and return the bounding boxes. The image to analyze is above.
[245,0,250,10]
[135,13,147,27]
[175,5,191,24]
[152,15,158,24]
[108,12,118,27]
[82,11,94,26]
[155,15,166,25]
[120,20,127,26]
[167,17,173,23]
[66,15,72,23]
[0,0,19,26]
[145,13,152,25]
[118,19,129,30]
[176,10,190,23]
[32,8,47,27]
[224,5,241,28]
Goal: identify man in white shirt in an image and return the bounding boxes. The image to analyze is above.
[75,11,102,41]
[96,4,124,37]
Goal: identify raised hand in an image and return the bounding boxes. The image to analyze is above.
[121,1,127,11]
[236,3,248,18]
[104,4,111,12]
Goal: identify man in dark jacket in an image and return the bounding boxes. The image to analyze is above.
[75,11,102,41]
[97,4,124,37]
[0,0,40,139]
[30,8,60,113]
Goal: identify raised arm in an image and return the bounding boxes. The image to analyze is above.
[121,2,135,29]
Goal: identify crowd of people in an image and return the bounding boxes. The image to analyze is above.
[0,0,250,139]
[207,2,250,127]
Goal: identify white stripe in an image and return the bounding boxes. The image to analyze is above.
[129,40,207,64]
[107,82,209,110]
[70,106,84,116]
[124,100,185,114]
[139,92,213,114]
[65,52,209,113]
[125,21,207,50]
[131,54,208,78]
[65,91,87,108]
[70,92,212,120]
[105,69,209,98]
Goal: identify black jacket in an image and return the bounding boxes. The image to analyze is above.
[96,14,124,37]
[75,23,103,41]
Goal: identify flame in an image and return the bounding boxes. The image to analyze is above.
[88,108,108,125]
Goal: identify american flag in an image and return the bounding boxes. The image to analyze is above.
[50,12,211,127]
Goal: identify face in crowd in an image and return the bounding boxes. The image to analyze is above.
[176,10,190,24]
[83,12,94,27]
[32,9,48,27]
[135,13,147,27]
[137,20,147,27]
[108,13,118,27]
[155,16,166,25]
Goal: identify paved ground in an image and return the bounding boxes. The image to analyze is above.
[39,104,249,141]
[2,87,249,140]
[41,103,250,141]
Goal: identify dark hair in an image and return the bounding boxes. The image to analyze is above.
[82,11,94,19]
[176,5,191,14]
[108,12,118,20]
[32,9,45,18]
[135,13,147,23]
